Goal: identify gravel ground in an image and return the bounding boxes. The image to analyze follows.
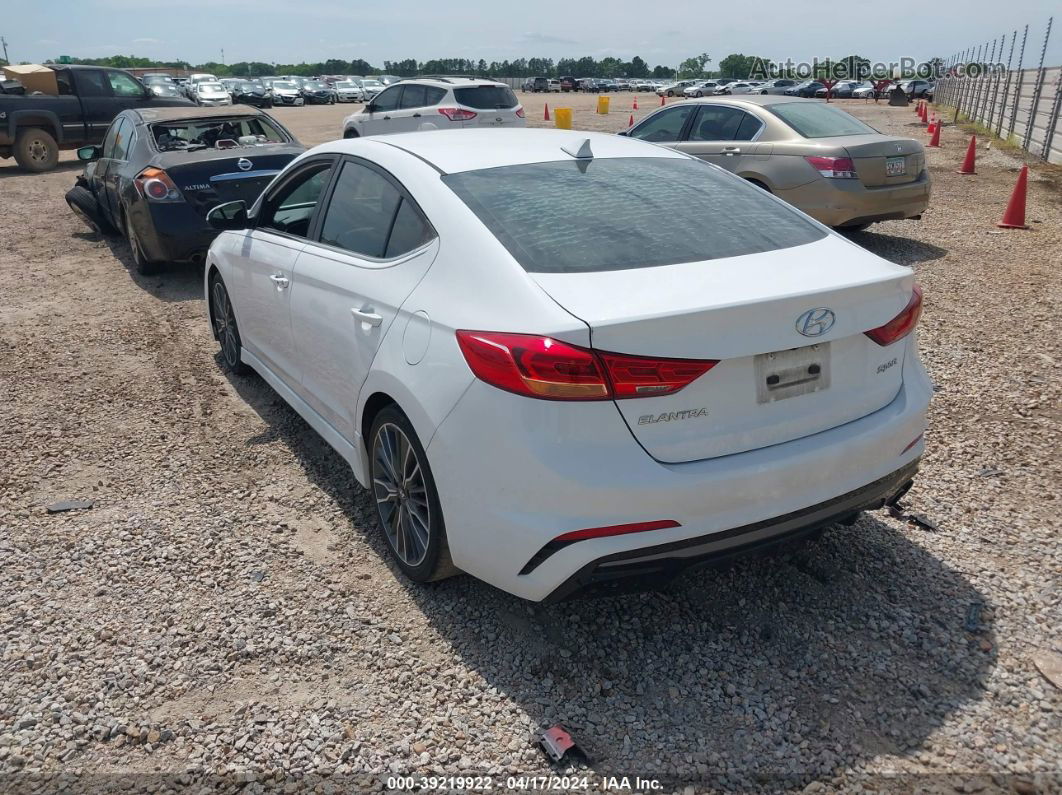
[0,94,1060,793]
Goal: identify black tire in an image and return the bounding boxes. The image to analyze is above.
[369,405,458,583]
[14,127,59,172]
[667,90,675,97]
[343,127,359,139]
[123,210,160,275]
[208,274,250,375]
[65,185,117,235]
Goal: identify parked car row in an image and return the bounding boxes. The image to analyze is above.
[521,77,672,93]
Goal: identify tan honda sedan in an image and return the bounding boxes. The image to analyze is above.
[621,95,930,230]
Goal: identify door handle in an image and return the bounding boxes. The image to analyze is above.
[351,307,383,327]
[269,274,289,289]
[722,146,741,155]
[412,113,422,118]
[382,115,391,120]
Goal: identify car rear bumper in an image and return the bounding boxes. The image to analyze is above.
[131,201,218,264]
[427,348,932,602]
[779,171,931,227]
[542,457,919,602]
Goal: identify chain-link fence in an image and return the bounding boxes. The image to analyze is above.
[934,16,1061,164]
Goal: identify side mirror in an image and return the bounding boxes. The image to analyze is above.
[364,103,375,113]
[77,145,101,162]
[207,200,248,231]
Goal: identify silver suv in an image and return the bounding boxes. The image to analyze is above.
[343,77,526,138]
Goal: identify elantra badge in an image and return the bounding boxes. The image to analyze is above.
[796,308,835,337]
[237,158,253,171]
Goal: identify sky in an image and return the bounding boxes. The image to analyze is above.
[4,0,1060,69]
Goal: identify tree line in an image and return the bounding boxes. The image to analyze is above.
[31,52,930,82]
[41,54,678,79]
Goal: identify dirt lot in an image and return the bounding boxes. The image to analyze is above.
[1,92,1060,792]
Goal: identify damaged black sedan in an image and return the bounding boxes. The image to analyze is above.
[65,106,304,274]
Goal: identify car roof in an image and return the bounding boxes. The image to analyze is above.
[331,128,686,174]
[400,76,506,88]
[678,95,814,107]
[129,105,266,123]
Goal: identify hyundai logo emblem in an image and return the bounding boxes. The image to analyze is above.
[237,158,253,172]
[796,307,836,337]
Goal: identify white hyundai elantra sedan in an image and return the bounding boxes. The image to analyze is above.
[203,129,931,602]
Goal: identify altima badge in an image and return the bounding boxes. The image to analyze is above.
[796,307,835,337]
[237,158,253,172]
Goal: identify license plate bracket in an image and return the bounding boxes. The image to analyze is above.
[755,343,831,404]
[886,155,907,177]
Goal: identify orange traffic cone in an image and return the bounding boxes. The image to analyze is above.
[633,96,638,110]
[928,120,941,147]
[660,94,665,106]
[957,136,977,174]
[543,103,550,121]
[915,99,922,115]
[997,165,1030,229]
[927,114,936,134]
[628,113,634,127]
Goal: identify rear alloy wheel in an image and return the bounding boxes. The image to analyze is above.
[209,276,250,375]
[370,407,457,583]
[124,211,160,275]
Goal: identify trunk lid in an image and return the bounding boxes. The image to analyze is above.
[840,135,924,186]
[531,234,915,463]
[155,147,301,216]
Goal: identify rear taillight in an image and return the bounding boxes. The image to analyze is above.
[865,285,923,346]
[515,106,525,118]
[597,350,718,398]
[438,107,477,121]
[455,331,716,401]
[804,155,858,179]
[134,167,183,202]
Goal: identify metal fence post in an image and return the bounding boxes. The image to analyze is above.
[1043,65,1062,161]
[969,44,984,119]
[977,37,994,121]
[983,35,1003,125]
[996,31,1017,136]
[1008,25,1029,140]
[1023,16,1054,151]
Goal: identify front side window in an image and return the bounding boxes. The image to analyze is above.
[259,162,333,238]
[101,117,124,158]
[317,161,432,259]
[372,86,401,112]
[628,105,695,143]
[108,71,144,97]
[443,157,825,274]
[768,102,878,138]
[399,84,428,109]
[111,118,134,160]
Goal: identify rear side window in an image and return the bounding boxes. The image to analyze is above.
[318,161,433,259]
[688,106,745,141]
[455,86,517,109]
[75,69,109,97]
[768,102,878,138]
[443,157,825,274]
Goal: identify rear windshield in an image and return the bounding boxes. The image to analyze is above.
[454,85,518,109]
[769,102,878,138]
[150,116,287,151]
[442,157,825,274]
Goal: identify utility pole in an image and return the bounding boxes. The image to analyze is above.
[221,48,225,65]
[1,36,10,65]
